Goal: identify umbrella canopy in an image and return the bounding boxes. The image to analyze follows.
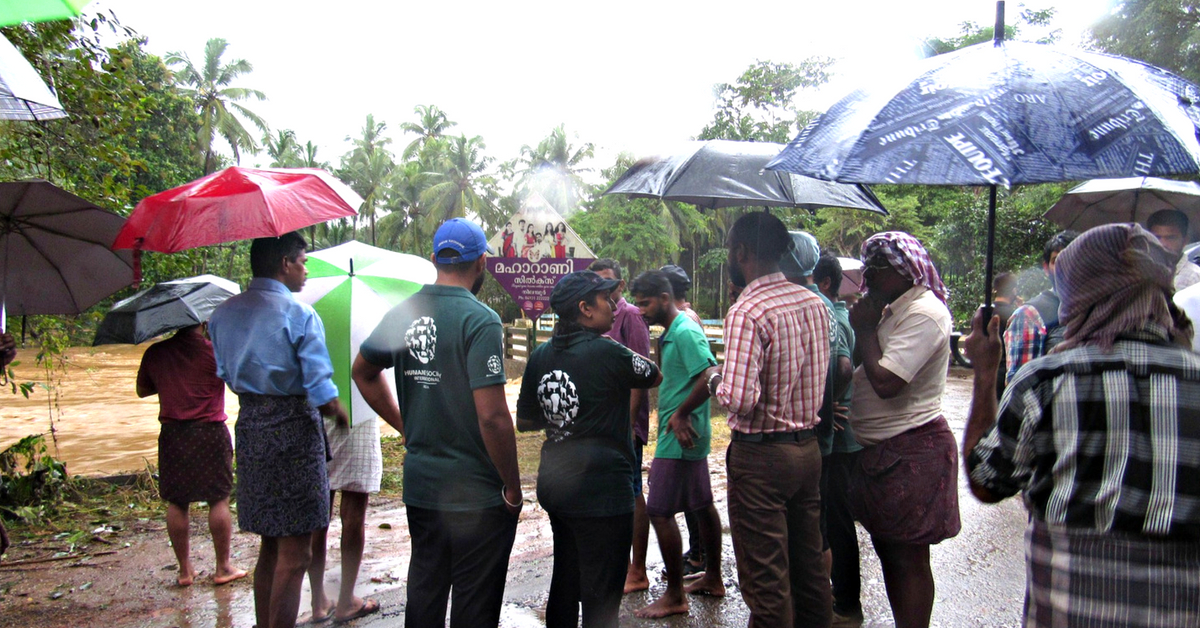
[0,180,133,320]
[112,167,362,254]
[93,275,239,345]
[1043,177,1200,235]
[296,241,436,426]
[0,0,91,27]
[766,12,1200,310]
[605,140,887,214]
[0,33,66,121]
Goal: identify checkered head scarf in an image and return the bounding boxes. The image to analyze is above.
[1053,223,1193,352]
[860,231,947,303]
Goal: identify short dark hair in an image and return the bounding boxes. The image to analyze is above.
[435,248,477,274]
[993,271,1017,296]
[588,258,622,280]
[250,232,307,278]
[1043,230,1079,265]
[812,254,842,288]
[1147,209,1189,234]
[553,290,604,337]
[727,212,792,264]
[629,270,673,300]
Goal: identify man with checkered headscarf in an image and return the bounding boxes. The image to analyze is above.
[847,231,959,628]
[964,223,1200,628]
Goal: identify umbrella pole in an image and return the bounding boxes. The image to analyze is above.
[983,185,997,334]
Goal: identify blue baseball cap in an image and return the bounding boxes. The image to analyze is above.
[433,218,494,263]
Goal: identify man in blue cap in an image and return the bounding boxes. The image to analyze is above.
[352,218,522,628]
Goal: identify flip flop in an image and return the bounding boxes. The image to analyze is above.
[333,598,380,625]
[297,604,336,625]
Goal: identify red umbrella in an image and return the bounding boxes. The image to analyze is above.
[112,167,361,254]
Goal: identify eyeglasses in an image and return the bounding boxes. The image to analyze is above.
[863,258,892,272]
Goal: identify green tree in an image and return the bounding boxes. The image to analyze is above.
[167,37,269,174]
[1090,0,1200,84]
[515,125,594,216]
[698,58,835,143]
[263,129,302,167]
[399,104,456,160]
[419,134,498,231]
[338,114,396,245]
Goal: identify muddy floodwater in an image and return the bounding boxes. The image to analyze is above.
[0,344,407,476]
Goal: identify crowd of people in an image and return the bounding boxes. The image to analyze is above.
[98,205,1200,628]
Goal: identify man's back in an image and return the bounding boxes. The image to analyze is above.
[139,332,226,422]
[359,283,507,511]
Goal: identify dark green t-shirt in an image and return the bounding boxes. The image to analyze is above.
[517,330,660,517]
[359,284,508,511]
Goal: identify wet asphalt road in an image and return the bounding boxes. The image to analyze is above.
[347,371,1030,628]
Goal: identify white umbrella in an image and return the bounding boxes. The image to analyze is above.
[837,257,865,297]
[296,241,436,426]
[1043,177,1200,236]
[0,33,66,121]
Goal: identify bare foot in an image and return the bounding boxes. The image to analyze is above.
[623,572,650,594]
[634,593,689,618]
[176,569,198,587]
[213,566,248,585]
[685,573,726,597]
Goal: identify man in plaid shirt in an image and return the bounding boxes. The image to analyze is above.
[1002,231,1078,382]
[964,224,1200,628]
[689,212,832,627]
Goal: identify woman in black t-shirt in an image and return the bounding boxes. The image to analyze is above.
[518,271,662,628]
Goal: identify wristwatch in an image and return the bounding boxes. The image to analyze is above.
[707,371,723,396]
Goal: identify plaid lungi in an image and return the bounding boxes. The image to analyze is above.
[1026,520,1200,627]
[324,416,382,493]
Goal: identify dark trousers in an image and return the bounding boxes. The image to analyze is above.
[404,505,518,628]
[823,450,862,613]
[728,438,832,628]
[545,511,634,628]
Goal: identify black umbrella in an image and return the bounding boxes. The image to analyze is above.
[766,1,1200,317]
[604,140,887,214]
[93,274,240,345]
[0,180,133,327]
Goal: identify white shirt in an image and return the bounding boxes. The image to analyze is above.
[850,286,952,446]
[1174,282,1200,353]
[1175,257,1200,291]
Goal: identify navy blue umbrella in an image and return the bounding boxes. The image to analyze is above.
[766,1,1200,314]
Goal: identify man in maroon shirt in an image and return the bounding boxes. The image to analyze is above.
[587,258,655,593]
[137,324,246,587]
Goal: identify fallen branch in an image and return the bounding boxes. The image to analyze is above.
[0,550,117,569]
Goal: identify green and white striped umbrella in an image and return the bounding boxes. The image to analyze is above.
[297,241,435,426]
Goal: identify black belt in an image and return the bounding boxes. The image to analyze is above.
[731,429,814,443]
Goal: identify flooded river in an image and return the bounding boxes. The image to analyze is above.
[0,344,405,477]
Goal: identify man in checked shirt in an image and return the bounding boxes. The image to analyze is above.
[964,224,1200,628]
[674,212,832,627]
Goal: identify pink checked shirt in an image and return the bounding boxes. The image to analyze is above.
[716,272,830,434]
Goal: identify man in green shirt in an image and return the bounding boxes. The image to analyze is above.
[352,218,522,628]
[628,270,725,619]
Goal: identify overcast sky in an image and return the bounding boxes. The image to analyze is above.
[98,0,1111,174]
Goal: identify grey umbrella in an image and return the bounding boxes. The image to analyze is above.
[0,180,133,325]
[93,275,240,345]
[1043,177,1200,235]
[604,140,887,214]
[0,33,66,121]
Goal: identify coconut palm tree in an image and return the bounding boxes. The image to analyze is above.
[516,125,594,215]
[263,129,301,167]
[400,104,456,160]
[300,141,329,169]
[419,134,498,231]
[167,38,269,174]
[338,115,396,245]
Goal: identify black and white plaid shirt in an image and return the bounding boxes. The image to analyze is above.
[968,325,1200,540]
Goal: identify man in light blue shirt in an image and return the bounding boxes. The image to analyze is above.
[209,232,348,628]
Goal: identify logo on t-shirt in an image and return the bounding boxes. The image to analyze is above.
[631,354,651,377]
[538,369,579,441]
[487,355,502,375]
[405,316,437,364]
